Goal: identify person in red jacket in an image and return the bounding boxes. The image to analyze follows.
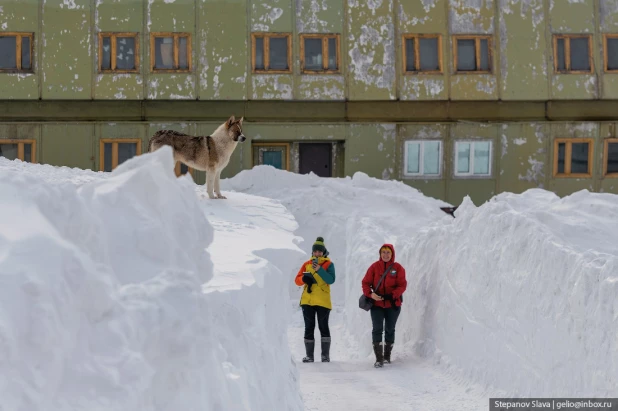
[361,243,407,368]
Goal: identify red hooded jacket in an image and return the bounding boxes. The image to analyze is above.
[361,243,407,308]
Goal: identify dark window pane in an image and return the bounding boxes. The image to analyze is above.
[116,36,135,70]
[480,39,489,71]
[328,37,337,70]
[154,37,174,69]
[608,142,618,174]
[571,142,589,174]
[557,142,565,174]
[263,150,283,169]
[269,37,288,70]
[457,39,476,71]
[21,36,31,70]
[24,143,32,162]
[101,36,111,70]
[405,38,415,71]
[304,38,323,70]
[570,37,590,71]
[607,38,618,70]
[104,143,113,172]
[557,38,566,70]
[118,142,137,166]
[180,163,189,175]
[178,37,188,69]
[255,37,264,69]
[0,143,18,160]
[419,37,439,71]
[0,36,17,69]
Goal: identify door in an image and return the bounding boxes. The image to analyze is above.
[299,143,331,177]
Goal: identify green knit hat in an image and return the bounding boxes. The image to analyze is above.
[312,236,327,255]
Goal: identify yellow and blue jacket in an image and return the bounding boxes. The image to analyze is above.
[294,256,336,309]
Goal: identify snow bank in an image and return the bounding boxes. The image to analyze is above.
[398,189,618,396]
[0,149,303,411]
[222,166,450,353]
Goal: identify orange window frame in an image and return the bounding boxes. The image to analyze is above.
[553,138,594,178]
[99,139,142,171]
[0,139,37,162]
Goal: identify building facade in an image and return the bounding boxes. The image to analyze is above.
[1,0,618,205]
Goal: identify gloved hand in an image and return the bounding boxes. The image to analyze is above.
[302,273,316,284]
[382,294,394,303]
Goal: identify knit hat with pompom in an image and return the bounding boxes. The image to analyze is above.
[312,236,327,255]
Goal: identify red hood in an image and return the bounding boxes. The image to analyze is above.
[379,243,395,263]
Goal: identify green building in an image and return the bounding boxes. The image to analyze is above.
[1,0,618,205]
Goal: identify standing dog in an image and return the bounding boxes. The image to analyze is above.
[148,115,246,199]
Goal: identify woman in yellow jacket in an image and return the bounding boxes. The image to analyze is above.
[294,237,336,363]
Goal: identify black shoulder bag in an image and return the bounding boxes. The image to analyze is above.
[359,264,394,311]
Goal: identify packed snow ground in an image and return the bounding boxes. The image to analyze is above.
[1,148,616,411]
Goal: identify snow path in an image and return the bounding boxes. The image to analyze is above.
[288,305,489,411]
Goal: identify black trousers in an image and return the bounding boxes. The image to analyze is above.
[301,304,331,341]
[370,305,401,344]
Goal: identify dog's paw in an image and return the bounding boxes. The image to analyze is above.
[215,193,227,199]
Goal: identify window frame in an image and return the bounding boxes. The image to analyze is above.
[175,162,194,177]
[99,138,142,171]
[149,32,192,73]
[0,139,37,162]
[250,32,292,74]
[0,32,34,73]
[401,34,443,75]
[603,138,618,178]
[402,140,443,178]
[452,35,492,74]
[299,33,341,74]
[98,32,140,74]
[553,138,594,178]
[252,142,290,171]
[603,33,618,73]
[553,34,594,74]
[453,140,493,177]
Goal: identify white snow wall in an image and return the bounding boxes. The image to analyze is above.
[0,147,303,411]
[398,191,618,396]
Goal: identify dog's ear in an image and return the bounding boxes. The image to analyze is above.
[238,116,244,126]
[226,115,236,128]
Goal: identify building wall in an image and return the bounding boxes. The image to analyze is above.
[2,120,616,205]
[2,0,618,100]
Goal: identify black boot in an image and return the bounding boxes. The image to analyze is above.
[302,339,315,363]
[372,342,384,368]
[321,337,331,362]
[384,342,393,364]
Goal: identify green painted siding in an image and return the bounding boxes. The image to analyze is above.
[344,124,397,179]
[41,124,95,169]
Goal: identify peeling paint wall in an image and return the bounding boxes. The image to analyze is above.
[499,123,548,191]
[345,124,397,178]
[347,0,396,100]
[42,0,92,99]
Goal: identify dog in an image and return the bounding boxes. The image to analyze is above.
[148,115,246,199]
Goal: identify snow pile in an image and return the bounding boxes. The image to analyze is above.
[397,189,618,396]
[0,148,303,411]
[222,166,451,353]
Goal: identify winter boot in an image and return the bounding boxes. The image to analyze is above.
[302,339,315,363]
[384,342,393,364]
[372,342,384,368]
[321,337,331,362]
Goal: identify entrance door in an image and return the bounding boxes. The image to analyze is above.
[299,143,332,177]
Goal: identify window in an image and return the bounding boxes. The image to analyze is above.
[252,143,289,170]
[150,33,191,72]
[402,34,442,74]
[0,139,36,162]
[100,139,142,172]
[454,140,492,176]
[553,138,593,177]
[300,34,340,74]
[553,34,593,73]
[251,33,292,73]
[98,32,139,73]
[603,138,618,177]
[403,140,442,177]
[603,34,618,72]
[0,32,34,73]
[175,162,194,177]
[453,35,491,73]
